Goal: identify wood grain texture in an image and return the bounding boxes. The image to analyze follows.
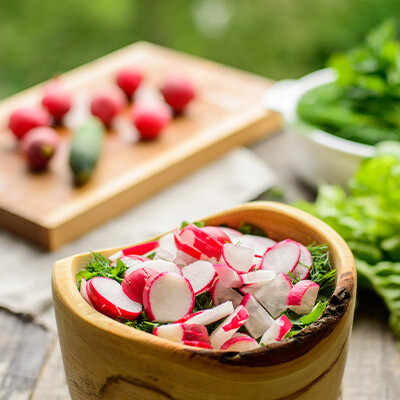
[52,202,356,400]
[0,42,280,250]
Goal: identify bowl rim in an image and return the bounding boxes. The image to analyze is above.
[52,201,356,368]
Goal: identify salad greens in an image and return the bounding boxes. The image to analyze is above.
[297,19,400,145]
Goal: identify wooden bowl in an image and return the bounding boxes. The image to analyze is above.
[52,202,356,400]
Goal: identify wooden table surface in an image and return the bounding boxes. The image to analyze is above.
[1,132,399,400]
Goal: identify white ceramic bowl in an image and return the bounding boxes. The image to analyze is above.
[264,69,375,187]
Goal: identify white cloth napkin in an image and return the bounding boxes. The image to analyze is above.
[0,148,276,330]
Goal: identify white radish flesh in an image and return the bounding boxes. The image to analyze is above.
[240,270,276,285]
[173,250,198,267]
[140,259,182,275]
[261,239,301,275]
[286,280,320,315]
[121,267,158,304]
[219,227,243,242]
[222,243,255,273]
[174,228,205,260]
[237,234,276,256]
[201,226,231,245]
[154,323,210,344]
[80,278,93,306]
[212,279,243,307]
[291,243,312,280]
[182,261,216,294]
[260,315,292,345]
[177,301,234,325]
[213,264,242,288]
[159,232,178,254]
[221,334,259,351]
[239,284,261,297]
[143,272,194,322]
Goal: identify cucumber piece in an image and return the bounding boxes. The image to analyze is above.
[69,117,105,185]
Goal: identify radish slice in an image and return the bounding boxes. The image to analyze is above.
[87,277,142,321]
[236,234,276,256]
[213,264,242,288]
[260,315,292,345]
[182,224,223,251]
[221,334,259,351]
[159,232,178,254]
[255,273,293,318]
[80,278,93,306]
[219,227,243,242]
[112,255,147,269]
[254,255,263,269]
[241,294,274,339]
[211,279,243,307]
[240,270,276,285]
[180,228,221,259]
[222,243,255,273]
[139,259,182,275]
[182,261,216,294]
[239,283,262,297]
[174,228,205,260]
[183,341,213,349]
[122,267,158,304]
[177,301,234,325]
[287,280,320,315]
[291,244,312,280]
[210,306,249,349]
[143,272,194,322]
[122,241,159,257]
[154,247,176,262]
[154,323,210,344]
[174,250,198,267]
[261,239,301,275]
[201,226,231,245]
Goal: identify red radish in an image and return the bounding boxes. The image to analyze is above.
[109,241,159,262]
[211,279,243,307]
[174,228,205,260]
[42,79,72,120]
[183,341,212,349]
[221,334,259,351]
[180,227,222,259]
[209,306,249,349]
[221,243,255,273]
[261,239,301,275]
[240,293,274,339]
[87,277,142,321]
[143,272,194,322]
[255,273,292,318]
[139,259,182,275]
[240,270,276,285]
[213,264,242,288]
[122,267,158,304]
[90,89,126,126]
[154,323,210,345]
[80,278,93,306]
[260,315,292,345]
[286,280,320,315]
[177,301,234,325]
[161,75,196,113]
[182,261,216,294]
[201,226,231,245]
[116,68,143,100]
[220,227,243,242]
[8,107,51,140]
[131,102,170,140]
[20,127,59,171]
[236,234,276,256]
[291,244,312,280]
[182,224,223,251]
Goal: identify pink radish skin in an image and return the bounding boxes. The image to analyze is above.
[122,241,159,257]
[182,261,216,294]
[174,228,205,260]
[180,228,221,259]
[222,243,255,273]
[240,270,276,285]
[237,234,276,256]
[182,224,223,250]
[80,278,93,306]
[220,227,243,242]
[8,107,51,141]
[90,89,126,126]
[139,259,182,275]
[241,293,274,339]
[211,279,243,307]
[42,79,72,120]
[143,272,194,322]
[287,280,320,315]
[291,244,312,280]
[260,315,292,345]
[221,335,259,351]
[87,277,142,321]
[176,301,234,325]
[116,68,143,100]
[210,306,249,349]
[261,239,301,275]
[183,341,212,349]
[255,273,293,318]
[154,323,210,344]
[213,264,242,288]
[121,267,158,304]
[201,226,231,245]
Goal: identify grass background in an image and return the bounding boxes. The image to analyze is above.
[1,0,400,99]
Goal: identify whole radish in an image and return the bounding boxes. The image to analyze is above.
[90,89,126,127]
[8,107,51,141]
[116,68,143,101]
[161,75,196,114]
[42,79,72,122]
[21,127,59,171]
[131,102,171,140]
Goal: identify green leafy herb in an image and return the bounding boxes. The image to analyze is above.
[236,222,267,237]
[180,221,205,229]
[193,292,213,313]
[146,251,156,260]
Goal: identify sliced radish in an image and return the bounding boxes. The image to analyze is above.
[210,306,249,349]
[239,283,261,297]
[255,273,293,318]
[183,341,213,349]
[173,250,198,267]
[260,315,292,345]
[182,224,223,251]
[219,227,243,242]
[159,232,178,254]
[174,228,205,260]
[291,244,312,281]
[87,277,142,321]
[123,241,159,256]
[211,279,243,307]
[254,255,263,269]
[286,280,320,315]
[80,278,93,306]
[154,247,176,262]
[236,234,276,256]
[221,334,259,351]
[182,261,216,294]
[180,228,221,259]
[139,259,182,275]
[177,301,234,325]
[143,272,194,322]
[241,293,274,339]
[112,255,147,269]
[121,267,158,304]
[213,264,242,288]
[201,226,231,245]
[222,243,255,273]
[154,323,210,344]
[240,270,276,285]
[261,239,301,275]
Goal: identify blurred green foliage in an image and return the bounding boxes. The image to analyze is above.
[1,0,400,99]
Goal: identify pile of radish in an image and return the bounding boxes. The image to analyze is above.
[79,223,330,351]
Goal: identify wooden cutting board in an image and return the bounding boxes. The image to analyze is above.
[0,42,280,250]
